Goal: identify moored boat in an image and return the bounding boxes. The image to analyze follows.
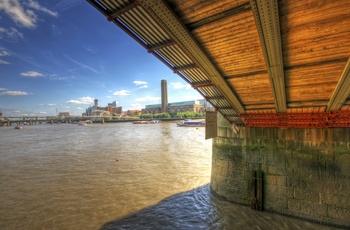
[78,121,88,126]
[15,124,22,129]
[177,119,205,127]
[133,120,160,124]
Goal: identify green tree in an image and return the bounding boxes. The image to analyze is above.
[140,113,153,119]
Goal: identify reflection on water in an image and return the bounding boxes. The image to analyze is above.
[0,123,341,229]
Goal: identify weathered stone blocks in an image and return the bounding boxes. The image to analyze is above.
[210,114,350,228]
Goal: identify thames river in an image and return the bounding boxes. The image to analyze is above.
[0,122,340,229]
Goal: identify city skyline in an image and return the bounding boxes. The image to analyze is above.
[0,0,203,116]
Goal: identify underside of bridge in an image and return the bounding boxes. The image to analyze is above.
[87,0,350,227]
[88,0,350,128]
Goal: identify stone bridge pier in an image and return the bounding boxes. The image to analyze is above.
[211,114,350,228]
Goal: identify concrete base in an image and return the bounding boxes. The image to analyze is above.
[210,114,350,228]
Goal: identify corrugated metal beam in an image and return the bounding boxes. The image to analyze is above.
[192,82,213,88]
[147,40,175,52]
[327,57,350,111]
[107,1,138,21]
[173,64,197,73]
[250,0,286,112]
[207,96,225,100]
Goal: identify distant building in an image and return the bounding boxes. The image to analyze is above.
[58,112,70,117]
[91,109,108,117]
[142,100,206,115]
[141,79,207,115]
[84,100,122,116]
[126,110,142,116]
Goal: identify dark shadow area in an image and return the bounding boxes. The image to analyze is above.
[98,184,341,230]
[99,184,218,230]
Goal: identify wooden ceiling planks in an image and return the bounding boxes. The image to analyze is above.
[167,0,247,24]
[286,61,346,104]
[192,10,265,77]
[280,0,350,67]
[228,73,274,106]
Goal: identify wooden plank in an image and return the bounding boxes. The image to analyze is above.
[285,62,345,87]
[168,0,247,24]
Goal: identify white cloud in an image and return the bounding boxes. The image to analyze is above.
[0,60,9,64]
[134,81,147,85]
[0,26,23,40]
[65,97,94,105]
[50,24,61,36]
[171,82,191,89]
[48,74,74,81]
[65,55,99,74]
[134,81,148,89]
[0,90,31,96]
[20,71,44,77]
[53,0,83,12]
[134,96,160,102]
[76,107,84,110]
[0,88,8,91]
[0,0,37,27]
[0,49,10,56]
[129,103,143,110]
[26,0,58,17]
[47,104,57,106]
[0,0,58,28]
[113,90,130,96]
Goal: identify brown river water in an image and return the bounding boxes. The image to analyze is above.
[0,122,342,229]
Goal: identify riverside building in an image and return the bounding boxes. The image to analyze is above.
[83,99,122,117]
[142,79,207,115]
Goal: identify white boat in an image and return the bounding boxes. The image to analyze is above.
[177,119,205,127]
[133,120,160,124]
[15,125,22,129]
[78,121,88,126]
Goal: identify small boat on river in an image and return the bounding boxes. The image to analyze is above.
[78,121,88,126]
[78,120,93,126]
[133,120,160,124]
[177,119,205,127]
[15,124,22,129]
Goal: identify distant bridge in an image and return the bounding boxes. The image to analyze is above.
[0,116,187,126]
[0,116,114,126]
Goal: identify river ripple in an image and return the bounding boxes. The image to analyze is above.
[0,122,341,229]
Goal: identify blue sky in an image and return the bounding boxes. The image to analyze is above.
[0,0,202,116]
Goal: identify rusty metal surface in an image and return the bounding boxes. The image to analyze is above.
[240,110,350,128]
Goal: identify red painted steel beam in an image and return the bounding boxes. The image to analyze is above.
[240,110,350,128]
